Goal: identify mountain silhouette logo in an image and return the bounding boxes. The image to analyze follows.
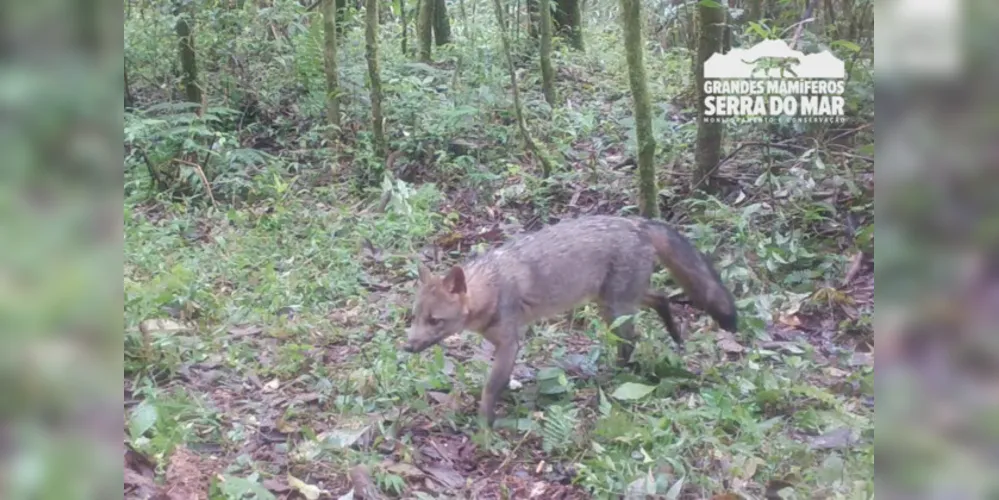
[704,39,846,79]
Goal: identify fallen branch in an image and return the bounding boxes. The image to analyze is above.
[173,158,217,207]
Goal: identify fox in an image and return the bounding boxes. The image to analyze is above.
[402,214,738,427]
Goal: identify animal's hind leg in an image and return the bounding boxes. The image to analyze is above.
[642,291,684,347]
[597,262,653,366]
[598,302,640,366]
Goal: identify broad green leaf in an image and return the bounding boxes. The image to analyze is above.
[128,400,158,440]
[832,40,862,52]
[611,382,657,401]
[665,475,686,500]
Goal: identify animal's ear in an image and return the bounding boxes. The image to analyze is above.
[442,265,466,295]
[417,261,433,283]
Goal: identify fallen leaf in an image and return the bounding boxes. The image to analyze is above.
[261,478,290,494]
[824,366,850,378]
[808,427,858,450]
[665,475,686,500]
[421,463,465,490]
[718,338,745,353]
[384,461,425,478]
[287,474,327,500]
[778,313,802,327]
[139,318,190,336]
[611,382,657,401]
[320,423,371,450]
[228,324,263,338]
[743,456,765,480]
[529,481,548,498]
[262,378,280,392]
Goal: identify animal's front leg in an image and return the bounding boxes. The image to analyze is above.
[479,332,520,428]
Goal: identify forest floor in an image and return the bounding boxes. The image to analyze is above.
[124,25,875,500]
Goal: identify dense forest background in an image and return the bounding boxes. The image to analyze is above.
[124,0,875,498]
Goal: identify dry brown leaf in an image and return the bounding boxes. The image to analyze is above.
[287,474,327,500]
[778,313,802,327]
[718,338,745,353]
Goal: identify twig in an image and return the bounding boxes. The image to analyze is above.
[690,141,807,192]
[173,158,217,207]
[136,147,164,191]
[493,428,532,474]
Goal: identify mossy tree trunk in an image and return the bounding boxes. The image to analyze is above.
[693,1,724,193]
[125,67,135,110]
[527,0,539,38]
[432,0,451,45]
[492,0,555,178]
[399,0,408,55]
[173,2,201,104]
[553,0,583,50]
[321,0,341,129]
[539,0,556,105]
[618,0,658,218]
[748,0,762,21]
[417,0,433,61]
[365,0,386,158]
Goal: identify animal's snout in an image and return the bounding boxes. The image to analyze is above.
[402,341,416,353]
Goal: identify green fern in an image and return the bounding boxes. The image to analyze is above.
[541,404,579,454]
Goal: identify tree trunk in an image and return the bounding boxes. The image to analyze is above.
[747,0,762,21]
[399,0,408,55]
[619,0,657,218]
[417,0,433,61]
[527,0,539,38]
[365,0,386,158]
[539,0,556,105]
[124,67,135,110]
[174,5,201,104]
[432,0,451,45]
[553,0,583,50]
[321,0,341,128]
[492,0,554,178]
[693,1,724,193]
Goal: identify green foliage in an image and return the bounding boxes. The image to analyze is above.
[124,0,874,496]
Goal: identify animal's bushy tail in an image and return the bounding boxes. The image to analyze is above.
[640,219,738,333]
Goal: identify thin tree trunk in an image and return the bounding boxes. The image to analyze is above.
[527,0,538,38]
[174,5,201,104]
[321,0,341,128]
[539,0,556,105]
[417,0,433,61]
[553,0,583,50]
[459,0,470,42]
[124,67,135,110]
[747,0,762,21]
[492,0,555,178]
[693,1,724,193]
[432,0,451,45]
[399,0,408,55]
[365,0,386,158]
[619,0,658,218]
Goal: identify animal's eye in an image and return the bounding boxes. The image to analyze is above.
[427,317,442,326]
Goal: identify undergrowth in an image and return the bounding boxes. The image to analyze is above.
[124,1,874,498]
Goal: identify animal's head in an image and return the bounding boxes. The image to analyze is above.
[402,262,470,353]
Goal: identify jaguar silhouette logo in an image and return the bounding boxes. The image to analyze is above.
[701,39,847,122]
[704,39,845,79]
